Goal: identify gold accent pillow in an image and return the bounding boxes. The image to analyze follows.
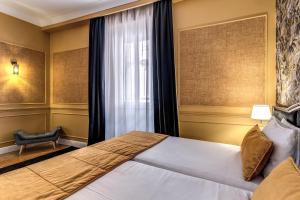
[241,125,273,181]
[252,157,300,200]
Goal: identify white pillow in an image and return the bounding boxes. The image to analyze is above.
[281,118,300,166]
[262,117,297,177]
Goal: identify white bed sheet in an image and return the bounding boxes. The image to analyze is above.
[134,136,263,191]
[67,161,251,200]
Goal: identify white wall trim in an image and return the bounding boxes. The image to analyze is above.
[0,0,137,27]
[58,138,87,148]
[0,145,19,155]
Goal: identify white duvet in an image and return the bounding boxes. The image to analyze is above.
[134,136,263,191]
[67,161,251,200]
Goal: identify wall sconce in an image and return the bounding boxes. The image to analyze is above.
[11,58,19,75]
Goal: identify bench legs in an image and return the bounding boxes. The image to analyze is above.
[18,141,57,156]
[52,141,56,149]
[19,145,25,156]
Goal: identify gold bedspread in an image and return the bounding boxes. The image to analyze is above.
[0,131,167,200]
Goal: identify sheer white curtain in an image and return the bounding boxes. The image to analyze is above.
[104,5,154,139]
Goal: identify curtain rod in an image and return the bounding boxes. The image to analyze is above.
[42,0,160,32]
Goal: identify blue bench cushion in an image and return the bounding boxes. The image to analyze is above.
[15,127,62,145]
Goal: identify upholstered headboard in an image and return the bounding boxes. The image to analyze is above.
[273,104,300,127]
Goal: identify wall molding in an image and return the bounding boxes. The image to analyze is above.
[176,13,268,32]
[51,112,88,116]
[52,103,88,105]
[0,105,50,112]
[52,48,88,105]
[0,40,47,105]
[50,111,88,143]
[180,112,251,118]
[177,14,269,107]
[180,119,256,127]
[180,113,257,125]
[50,104,88,110]
[0,112,48,146]
[179,105,252,116]
[43,0,159,32]
[0,39,46,53]
[0,112,47,119]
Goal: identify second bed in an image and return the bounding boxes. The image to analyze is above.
[134,136,262,191]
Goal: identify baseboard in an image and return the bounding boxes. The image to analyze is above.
[58,138,87,148]
[0,145,19,155]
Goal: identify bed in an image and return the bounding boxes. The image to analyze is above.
[1,106,299,200]
[67,161,252,200]
[0,131,254,200]
[134,136,262,191]
[67,105,300,200]
[132,105,300,193]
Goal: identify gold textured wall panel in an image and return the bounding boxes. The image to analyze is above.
[180,122,251,145]
[0,112,48,147]
[179,16,266,107]
[51,112,88,142]
[53,48,88,104]
[174,0,276,145]
[0,42,46,104]
[179,110,265,145]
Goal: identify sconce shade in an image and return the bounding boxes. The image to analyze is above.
[251,105,271,121]
[13,64,19,75]
[11,58,19,75]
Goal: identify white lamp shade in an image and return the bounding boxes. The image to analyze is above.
[251,105,271,121]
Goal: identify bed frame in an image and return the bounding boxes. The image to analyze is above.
[273,104,300,127]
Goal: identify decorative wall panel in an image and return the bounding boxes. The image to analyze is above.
[0,112,47,147]
[276,0,300,107]
[51,112,88,141]
[53,48,88,104]
[179,16,266,107]
[0,41,45,104]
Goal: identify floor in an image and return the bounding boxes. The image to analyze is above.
[0,143,70,170]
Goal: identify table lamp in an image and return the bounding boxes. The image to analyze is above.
[251,105,271,123]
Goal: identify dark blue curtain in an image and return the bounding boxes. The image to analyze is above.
[152,0,179,136]
[88,17,106,145]
[88,0,179,142]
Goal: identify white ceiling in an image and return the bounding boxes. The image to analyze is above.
[0,0,137,27]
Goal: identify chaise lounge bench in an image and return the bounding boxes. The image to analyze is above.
[15,127,62,155]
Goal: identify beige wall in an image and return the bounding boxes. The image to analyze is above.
[50,23,89,142]
[0,12,50,147]
[0,0,276,148]
[48,0,276,145]
[174,0,276,145]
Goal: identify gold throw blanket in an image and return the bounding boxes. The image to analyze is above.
[0,131,167,200]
